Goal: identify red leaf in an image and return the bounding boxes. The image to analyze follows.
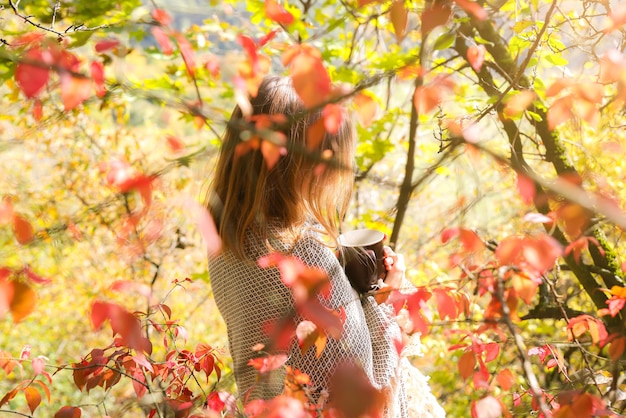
[54,406,82,418]
[174,33,196,77]
[90,61,106,98]
[467,45,486,72]
[516,173,535,205]
[207,391,226,412]
[152,8,172,26]
[248,354,288,373]
[264,0,295,25]
[94,39,119,53]
[441,227,484,252]
[10,281,36,323]
[453,0,487,20]
[458,351,475,380]
[15,48,50,98]
[152,27,174,55]
[390,0,408,42]
[60,75,91,111]
[322,104,344,135]
[24,387,42,414]
[166,135,184,153]
[433,288,458,320]
[23,266,51,285]
[421,4,452,37]
[13,214,34,245]
[132,368,147,399]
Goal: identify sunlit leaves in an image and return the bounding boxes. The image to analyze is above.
[566,315,608,345]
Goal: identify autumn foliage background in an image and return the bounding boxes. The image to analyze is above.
[3,0,626,417]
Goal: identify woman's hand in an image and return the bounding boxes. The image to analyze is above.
[374,246,405,304]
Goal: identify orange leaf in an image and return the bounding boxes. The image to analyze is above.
[458,351,475,380]
[421,4,451,37]
[10,281,36,323]
[511,274,538,304]
[496,368,515,391]
[390,0,408,42]
[609,336,626,361]
[547,95,574,130]
[306,118,326,151]
[13,214,34,245]
[504,90,536,117]
[289,48,331,108]
[322,104,344,135]
[0,273,14,319]
[353,92,378,127]
[413,85,441,114]
[467,45,486,72]
[264,0,294,25]
[24,387,42,414]
[60,75,91,111]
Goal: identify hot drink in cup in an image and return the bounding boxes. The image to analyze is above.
[338,229,387,294]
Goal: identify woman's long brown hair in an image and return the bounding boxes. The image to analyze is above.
[207,75,355,259]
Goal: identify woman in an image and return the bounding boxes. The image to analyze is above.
[207,76,415,416]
